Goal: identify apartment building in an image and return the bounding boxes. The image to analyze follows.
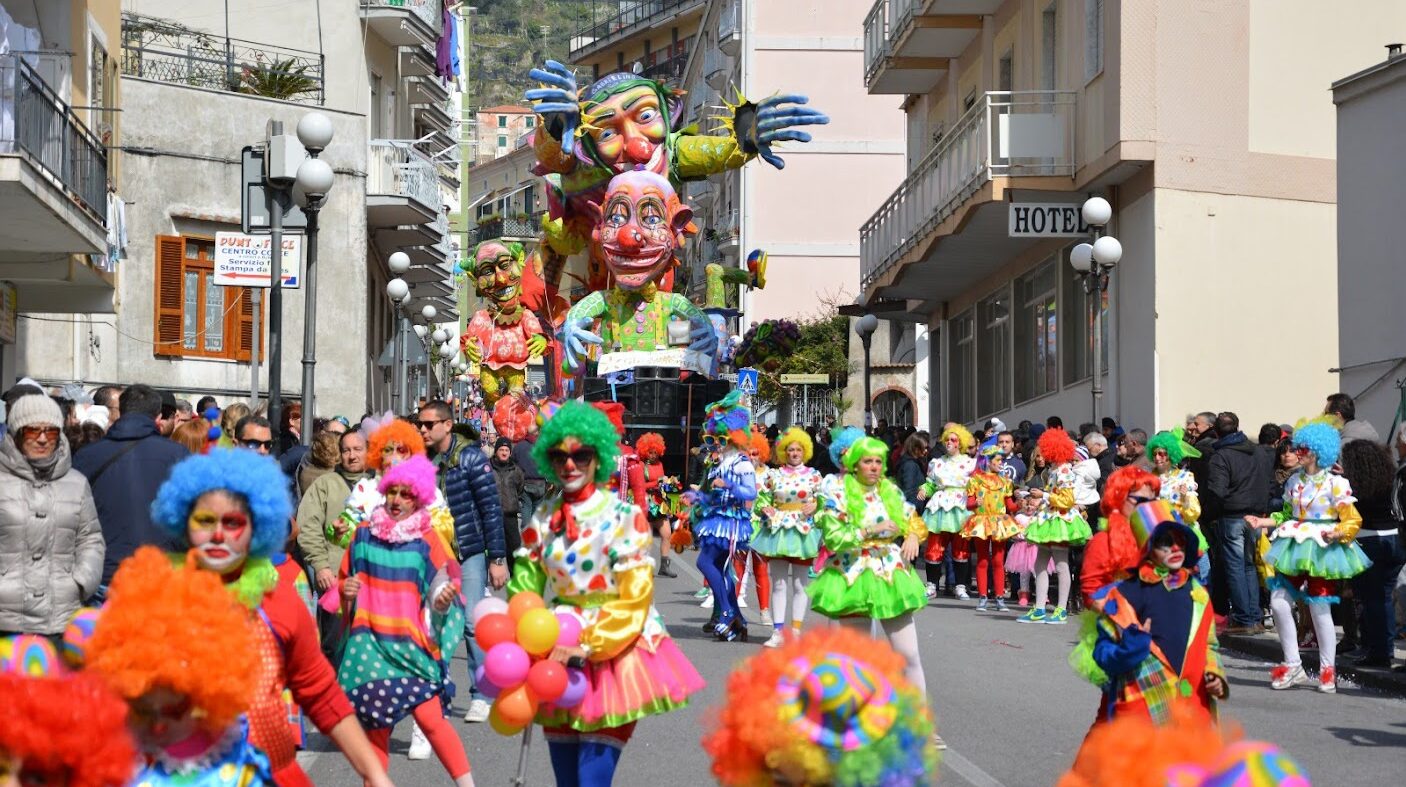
[858,0,1406,433]
[474,104,535,163]
[15,0,464,416]
[568,0,915,426]
[0,0,120,385]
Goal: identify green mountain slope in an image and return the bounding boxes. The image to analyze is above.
[467,0,592,110]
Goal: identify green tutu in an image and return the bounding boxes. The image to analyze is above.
[808,566,928,620]
[923,507,970,535]
[1265,538,1372,580]
[1024,512,1092,546]
[750,526,822,561]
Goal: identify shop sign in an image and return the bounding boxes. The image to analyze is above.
[1008,203,1090,237]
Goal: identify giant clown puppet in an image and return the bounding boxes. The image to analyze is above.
[461,239,548,406]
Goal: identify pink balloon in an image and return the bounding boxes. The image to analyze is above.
[472,596,510,625]
[555,667,588,709]
[555,612,582,648]
[484,642,531,689]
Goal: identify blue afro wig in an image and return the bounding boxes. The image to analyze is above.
[1292,420,1342,469]
[828,426,865,469]
[149,448,292,559]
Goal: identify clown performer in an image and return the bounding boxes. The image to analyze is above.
[509,401,705,785]
[1081,466,1162,606]
[1019,428,1092,625]
[703,626,940,787]
[1246,418,1371,693]
[808,434,933,745]
[1072,502,1227,726]
[753,426,825,647]
[735,431,774,625]
[338,456,474,785]
[961,444,1022,612]
[0,635,136,787]
[629,431,680,577]
[340,417,456,561]
[462,240,548,407]
[84,547,274,785]
[1147,429,1211,582]
[917,424,977,599]
[691,392,760,642]
[148,449,391,787]
[558,170,718,376]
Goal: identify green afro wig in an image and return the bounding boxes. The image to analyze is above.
[532,400,621,485]
[1146,427,1201,466]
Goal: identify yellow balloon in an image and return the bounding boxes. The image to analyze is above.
[516,607,561,657]
[488,704,527,737]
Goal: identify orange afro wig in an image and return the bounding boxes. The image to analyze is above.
[0,671,137,787]
[1038,427,1078,466]
[366,418,426,471]
[636,431,666,461]
[748,431,772,465]
[86,547,258,737]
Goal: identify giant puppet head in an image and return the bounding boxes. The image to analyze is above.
[592,169,694,291]
[472,240,527,316]
[578,73,683,177]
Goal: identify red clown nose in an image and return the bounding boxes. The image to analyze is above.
[624,135,652,164]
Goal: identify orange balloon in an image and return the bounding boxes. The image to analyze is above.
[488,704,526,737]
[475,613,516,652]
[507,591,546,622]
[495,684,539,728]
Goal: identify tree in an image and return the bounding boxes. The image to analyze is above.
[750,300,853,421]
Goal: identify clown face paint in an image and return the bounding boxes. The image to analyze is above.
[186,491,253,577]
[547,437,597,494]
[594,170,691,291]
[128,685,203,752]
[384,485,419,521]
[583,84,670,176]
[473,242,524,313]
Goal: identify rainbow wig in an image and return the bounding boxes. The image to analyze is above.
[1145,427,1201,466]
[149,448,291,560]
[774,426,814,464]
[703,391,752,448]
[0,667,137,787]
[828,426,865,469]
[636,431,667,461]
[1038,428,1078,466]
[1291,418,1342,469]
[703,626,939,786]
[366,418,426,471]
[533,400,620,485]
[379,454,440,506]
[86,547,259,738]
[749,431,773,466]
[940,423,975,454]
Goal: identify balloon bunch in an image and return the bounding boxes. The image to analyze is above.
[470,591,589,736]
[733,318,801,372]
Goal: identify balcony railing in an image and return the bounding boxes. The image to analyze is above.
[361,0,442,36]
[860,90,1076,289]
[120,13,325,105]
[642,49,688,82]
[570,0,703,59]
[0,54,108,222]
[368,140,440,210]
[470,211,545,245]
[863,0,930,82]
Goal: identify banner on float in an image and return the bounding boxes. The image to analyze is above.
[597,347,712,377]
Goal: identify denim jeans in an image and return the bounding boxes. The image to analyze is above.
[1351,533,1406,659]
[1217,516,1261,627]
[460,552,490,701]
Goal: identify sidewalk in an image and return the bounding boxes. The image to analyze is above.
[1218,627,1406,695]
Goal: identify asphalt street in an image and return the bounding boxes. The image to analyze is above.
[303,557,1406,786]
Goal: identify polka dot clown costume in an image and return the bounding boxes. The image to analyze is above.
[754,427,825,647]
[691,391,760,642]
[1019,428,1092,625]
[919,424,977,569]
[961,444,1021,610]
[509,401,704,786]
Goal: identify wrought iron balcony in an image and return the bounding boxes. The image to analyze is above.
[642,47,689,83]
[469,211,545,245]
[569,0,704,61]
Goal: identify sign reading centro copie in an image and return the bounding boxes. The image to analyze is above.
[214,232,302,288]
[1008,203,1092,237]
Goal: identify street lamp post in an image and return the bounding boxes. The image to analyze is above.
[1068,196,1122,427]
[387,251,412,413]
[855,314,879,431]
[294,112,334,446]
[421,304,438,403]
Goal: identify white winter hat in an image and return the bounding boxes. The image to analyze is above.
[7,394,62,431]
[77,403,110,430]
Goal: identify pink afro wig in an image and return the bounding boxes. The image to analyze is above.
[378,454,440,506]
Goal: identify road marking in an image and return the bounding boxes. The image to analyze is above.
[942,747,1009,787]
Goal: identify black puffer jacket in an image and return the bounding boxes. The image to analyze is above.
[1206,432,1269,517]
[440,434,506,560]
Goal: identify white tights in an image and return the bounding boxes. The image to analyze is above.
[840,614,927,695]
[768,559,810,628]
[1033,546,1071,610]
[1269,586,1336,669]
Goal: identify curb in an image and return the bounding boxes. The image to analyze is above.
[1219,631,1406,695]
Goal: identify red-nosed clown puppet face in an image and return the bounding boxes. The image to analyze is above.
[593,170,693,292]
[473,241,525,314]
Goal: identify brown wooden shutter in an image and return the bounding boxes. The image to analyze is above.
[232,286,263,362]
[153,235,185,355]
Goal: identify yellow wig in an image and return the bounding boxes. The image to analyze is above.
[774,426,814,464]
[940,423,975,453]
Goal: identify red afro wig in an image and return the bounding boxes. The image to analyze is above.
[1058,704,1239,787]
[366,418,426,471]
[1038,427,1078,466]
[379,454,441,506]
[748,431,772,465]
[591,401,627,438]
[0,672,137,787]
[636,432,666,461]
[1101,466,1162,518]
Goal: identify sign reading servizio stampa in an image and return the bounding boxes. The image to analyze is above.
[1008,203,1091,238]
[213,232,302,288]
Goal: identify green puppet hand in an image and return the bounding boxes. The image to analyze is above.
[527,334,548,358]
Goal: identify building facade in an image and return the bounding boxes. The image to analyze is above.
[473,104,534,164]
[858,0,1405,433]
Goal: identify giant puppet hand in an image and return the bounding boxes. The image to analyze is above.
[738,94,830,170]
[559,312,603,372]
[525,60,582,156]
[460,333,483,365]
[527,333,548,359]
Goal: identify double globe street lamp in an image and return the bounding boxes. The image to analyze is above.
[293,112,334,446]
[1068,196,1123,426]
[386,251,414,413]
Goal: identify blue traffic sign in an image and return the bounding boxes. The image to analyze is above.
[736,367,759,395]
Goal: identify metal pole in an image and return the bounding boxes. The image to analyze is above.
[398,313,411,412]
[250,288,261,405]
[299,206,319,446]
[425,336,433,401]
[862,337,873,431]
[268,185,284,444]
[390,303,402,415]
[1089,226,1103,427]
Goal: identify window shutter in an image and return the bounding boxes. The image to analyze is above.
[153,235,185,355]
[232,287,263,362]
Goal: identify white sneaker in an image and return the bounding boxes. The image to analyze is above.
[1270,663,1309,690]
[762,630,785,648]
[738,595,749,609]
[408,722,432,759]
[924,582,938,599]
[462,698,491,723]
[701,595,714,609]
[931,733,948,750]
[759,609,773,627]
[954,584,970,600]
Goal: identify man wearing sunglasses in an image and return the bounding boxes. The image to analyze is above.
[233,415,276,456]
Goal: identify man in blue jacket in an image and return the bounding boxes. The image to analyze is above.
[417,399,505,724]
[72,384,189,597]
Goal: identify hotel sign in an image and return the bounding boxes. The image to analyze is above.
[1008,203,1091,237]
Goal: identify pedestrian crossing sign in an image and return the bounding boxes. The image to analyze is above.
[737,367,759,396]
